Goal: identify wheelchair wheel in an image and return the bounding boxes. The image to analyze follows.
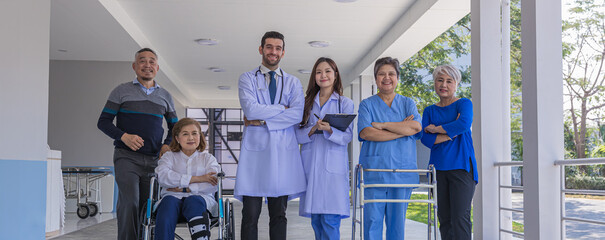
[88,203,98,217]
[77,204,90,219]
[224,199,235,240]
[140,200,154,240]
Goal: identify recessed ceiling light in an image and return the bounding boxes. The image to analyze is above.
[333,0,357,3]
[298,69,312,74]
[217,86,231,90]
[308,41,330,48]
[209,67,225,72]
[195,38,219,46]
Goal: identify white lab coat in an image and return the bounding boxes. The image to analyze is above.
[234,66,306,200]
[155,150,220,216]
[295,93,354,218]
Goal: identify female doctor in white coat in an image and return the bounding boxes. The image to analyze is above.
[296,57,354,240]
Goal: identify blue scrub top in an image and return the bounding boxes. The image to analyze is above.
[357,94,422,184]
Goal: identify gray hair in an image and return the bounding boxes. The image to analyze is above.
[432,64,461,84]
[134,48,158,60]
[374,57,400,79]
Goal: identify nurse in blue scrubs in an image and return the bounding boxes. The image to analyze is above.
[295,57,354,240]
[357,57,422,240]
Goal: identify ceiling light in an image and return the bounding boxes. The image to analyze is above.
[58,49,68,52]
[217,86,231,90]
[308,41,330,48]
[195,38,219,46]
[209,67,225,72]
[333,0,357,3]
[298,69,312,74]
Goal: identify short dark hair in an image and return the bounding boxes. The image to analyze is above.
[374,57,400,79]
[135,48,157,59]
[261,31,285,49]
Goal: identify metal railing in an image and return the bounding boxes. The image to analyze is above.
[494,157,605,239]
[493,161,524,239]
[554,157,605,239]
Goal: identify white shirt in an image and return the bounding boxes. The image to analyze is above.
[259,65,283,86]
[155,150,220,216]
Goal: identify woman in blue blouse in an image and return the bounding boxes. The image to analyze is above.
[420,65,478,240]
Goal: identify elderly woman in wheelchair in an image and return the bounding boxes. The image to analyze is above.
[153,118,220,240]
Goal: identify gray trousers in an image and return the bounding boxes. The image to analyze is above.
[113,148,158,240]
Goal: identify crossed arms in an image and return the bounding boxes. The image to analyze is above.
[359,115,422,142]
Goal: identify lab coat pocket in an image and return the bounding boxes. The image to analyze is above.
[300,149,312,176]
[243,127,268,151]
[326,149,347,175]
[285,128,300,150]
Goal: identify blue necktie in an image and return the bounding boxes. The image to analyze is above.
[269,71,277,104]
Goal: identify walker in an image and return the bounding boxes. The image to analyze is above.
[351,164,439,240]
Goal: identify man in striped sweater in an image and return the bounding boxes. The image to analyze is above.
[97,48,178,240]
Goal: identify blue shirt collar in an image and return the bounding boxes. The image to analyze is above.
[133,78,160,95]
[132,78,160,89]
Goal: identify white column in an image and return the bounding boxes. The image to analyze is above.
[349,75,375,199]
[471,0,503,239]
[359,75,375,99]
[350,80,361,196]
[500,0,513,238]
[521,0,563,239]
[0,0,50,239]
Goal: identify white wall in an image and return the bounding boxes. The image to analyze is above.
[48,60,185,167]
[0,1,50,161]
[0,0,50,239]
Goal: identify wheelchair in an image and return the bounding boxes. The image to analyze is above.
[141,172,235,240]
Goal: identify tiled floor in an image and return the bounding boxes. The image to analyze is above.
[47,212,116,239]
[48,193,605,239]
[49,198,435,240]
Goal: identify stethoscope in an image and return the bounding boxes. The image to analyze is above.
[254,66,285,104]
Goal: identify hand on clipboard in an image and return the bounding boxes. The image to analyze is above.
[313,114,333,134]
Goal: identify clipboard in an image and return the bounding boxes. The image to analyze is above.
[321,113,357,132]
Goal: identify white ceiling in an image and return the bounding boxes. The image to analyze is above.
[50,0,469,108]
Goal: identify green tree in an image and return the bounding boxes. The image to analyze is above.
[562,0,605,161]
[396,15,471,114]
[397,6,525,162]
[397,0,605,171]
[510,0,524,162]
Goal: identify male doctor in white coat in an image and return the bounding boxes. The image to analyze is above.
[235,31,306,240]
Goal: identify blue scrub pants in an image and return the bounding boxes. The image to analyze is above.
[311,214,341,240]
[155,195,207,240]
[363,187,412,240]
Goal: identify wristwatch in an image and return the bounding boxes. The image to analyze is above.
[182,187,188,193]
[259,120,266,125]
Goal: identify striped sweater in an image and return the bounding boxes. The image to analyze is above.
[97,81,178,156]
